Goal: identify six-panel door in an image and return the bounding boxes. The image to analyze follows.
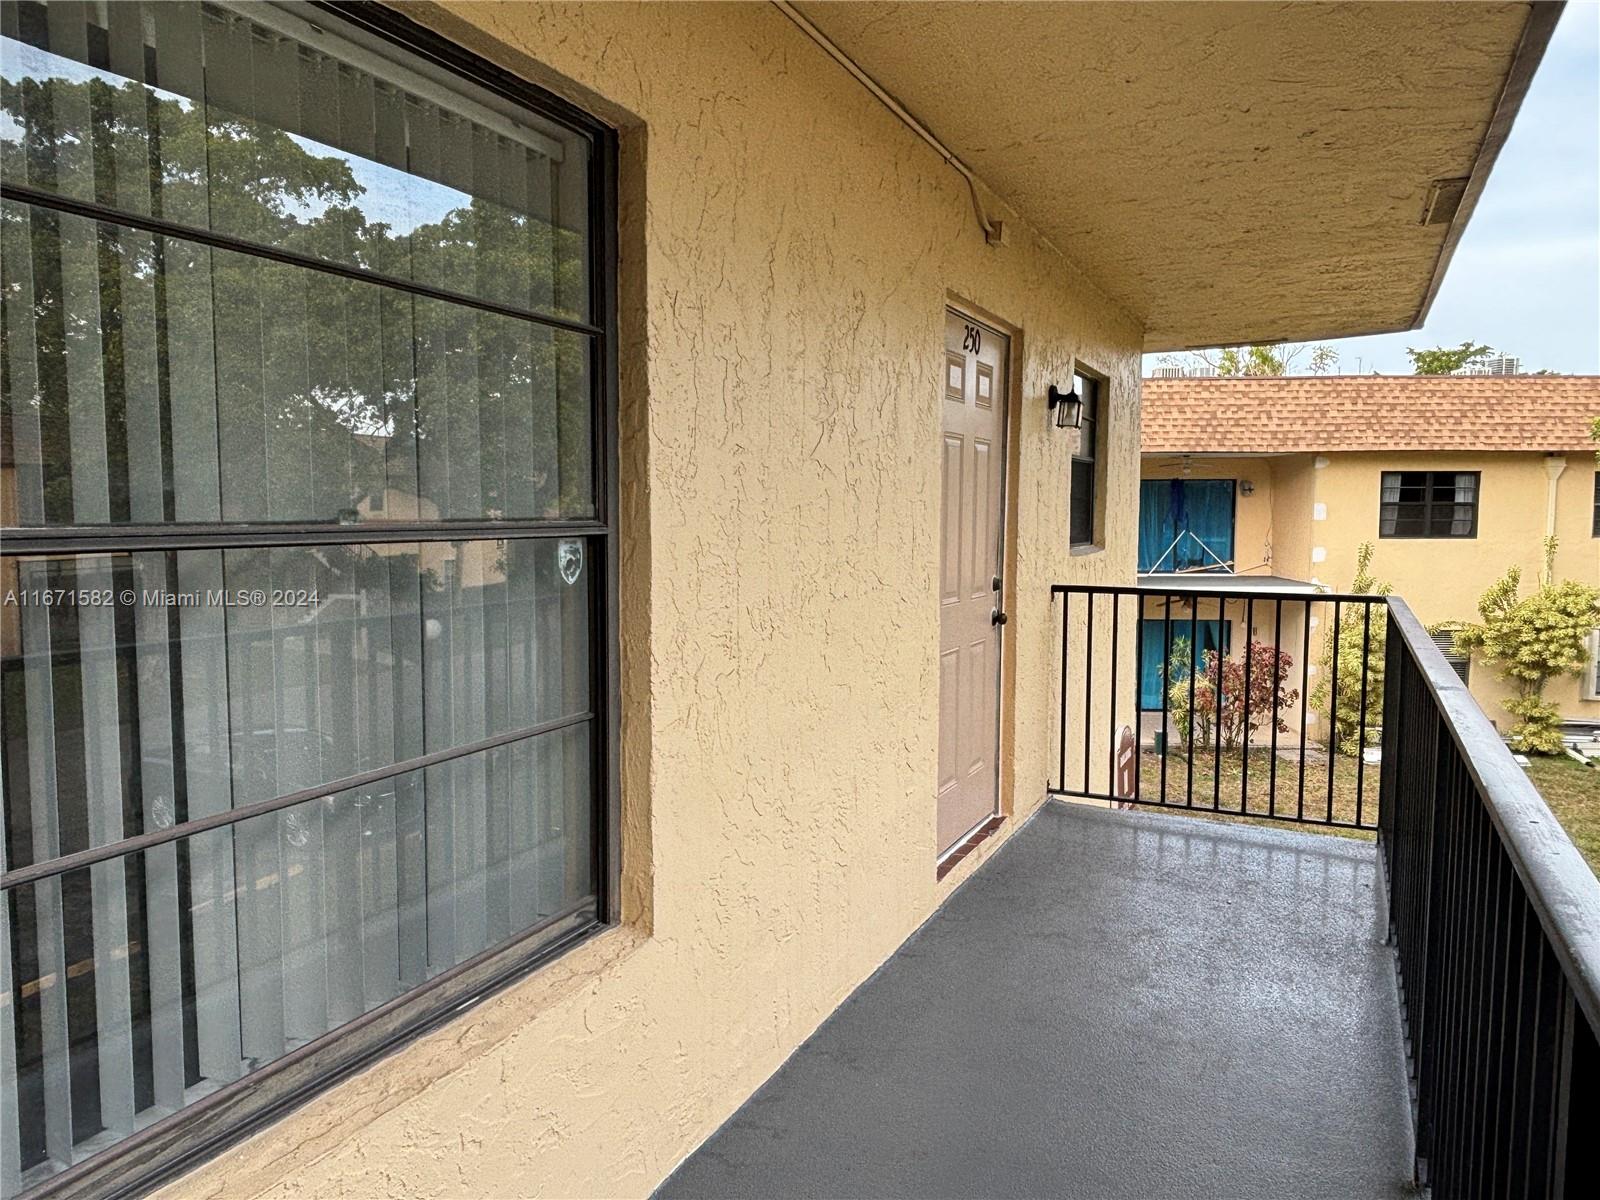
[937,310,1009,854]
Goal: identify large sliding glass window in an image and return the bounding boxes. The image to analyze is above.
[0,3,614,1194]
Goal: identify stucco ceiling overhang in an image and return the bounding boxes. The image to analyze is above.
[789,1,1561,351]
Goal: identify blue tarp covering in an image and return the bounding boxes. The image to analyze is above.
[1138,478,1236,573]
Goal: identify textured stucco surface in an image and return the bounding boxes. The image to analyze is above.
[657,802,1413,1199]
[160,3,1144,1197]
[1311,451,1600,725]
[794,0,1537,351]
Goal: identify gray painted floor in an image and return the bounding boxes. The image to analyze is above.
[656,802,1415,1200]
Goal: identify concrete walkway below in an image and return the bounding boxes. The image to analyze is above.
[656,802,1414,1200]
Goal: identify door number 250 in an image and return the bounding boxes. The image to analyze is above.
[962,323,982,353]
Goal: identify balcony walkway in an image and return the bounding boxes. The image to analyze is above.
[657,802,1414,1199]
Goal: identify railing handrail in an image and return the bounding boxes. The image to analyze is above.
[1387,594,1600,1033]
[1051,582,1388,604]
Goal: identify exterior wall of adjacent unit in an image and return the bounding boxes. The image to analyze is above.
[1310,452,1600,727]
[1268,455,1321,585]
[164,3,1142,1197]
[1139,455,1282,577]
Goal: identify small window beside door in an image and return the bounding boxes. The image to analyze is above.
[1070,370,1105,548]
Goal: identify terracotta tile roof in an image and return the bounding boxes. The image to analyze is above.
[1140,375,1600,455]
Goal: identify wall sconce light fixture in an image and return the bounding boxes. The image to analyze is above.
[1047,384,1082,430]
[1240,480,1256,496]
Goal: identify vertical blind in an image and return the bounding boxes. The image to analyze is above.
[0,2,606,1193]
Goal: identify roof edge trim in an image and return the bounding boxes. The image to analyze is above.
[1411,1,1565,331]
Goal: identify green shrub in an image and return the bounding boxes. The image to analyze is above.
[1312,543,1389,755]
[1453,541,1600,755]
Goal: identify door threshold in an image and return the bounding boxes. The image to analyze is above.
[936,813,1005,880]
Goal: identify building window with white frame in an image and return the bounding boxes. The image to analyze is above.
[1584,630,1600,702]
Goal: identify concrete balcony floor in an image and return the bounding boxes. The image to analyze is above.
[657,802,1414,1200]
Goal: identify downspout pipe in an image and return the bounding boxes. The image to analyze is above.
[1545,454,1568,577]
[771,1,1007,246]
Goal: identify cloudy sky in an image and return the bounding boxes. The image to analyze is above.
[1147,2,1600,377]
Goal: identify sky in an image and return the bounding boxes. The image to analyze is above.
[1146,1,1600,378]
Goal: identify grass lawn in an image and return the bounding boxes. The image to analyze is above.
[1522,755,1600,877]
[1133,746,1377,841]
[1098,746,1600,869]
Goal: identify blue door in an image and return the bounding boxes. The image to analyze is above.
[1140,618,1230,710]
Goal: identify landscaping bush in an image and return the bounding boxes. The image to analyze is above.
[1454,542,1600,755]
[1313,543,1389,756]
[1168,637,1299,752]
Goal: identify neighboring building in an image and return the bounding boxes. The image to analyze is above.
[1455,350,1523,375]
[0,2,1556,1198]
[1140,375,1600,740]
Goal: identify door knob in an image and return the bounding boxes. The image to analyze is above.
[991,609,1008,627]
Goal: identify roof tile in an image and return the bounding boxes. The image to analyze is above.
[1140,376,1600,454]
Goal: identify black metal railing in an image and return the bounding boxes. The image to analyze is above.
[1379,597,1599,1195]
[1048,582,1386,831]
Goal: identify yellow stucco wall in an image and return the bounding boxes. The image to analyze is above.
[1310,452,1600,728]
[1268,457,1320,585]
[162,4,1143,1197]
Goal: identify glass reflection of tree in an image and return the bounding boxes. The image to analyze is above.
[0,70,591,524]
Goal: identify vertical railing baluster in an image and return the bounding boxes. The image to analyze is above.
[1326,600,1341,823]
[1354,603,1372,828]
[1058,590,1069,792]
[1522,947,1559,1198]
[1083,592,1094,796]
[1298,598,1311,822]
[1212,605,1224,813]
[1546,985,1577,1197]
[1133,598,1143,806]
[1269,598,1282,819]
[1378,607,1400,842]
[1187,601,1198,810]
[1490,884,1530,1195]
[1473,849,1511,1194]
[1241,596,1254,814]
[1109,593,1120,800]
[1441,755,1476,1190]
[1160,598,1172,807]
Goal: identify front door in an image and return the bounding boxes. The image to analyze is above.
[938,309,1009,855]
